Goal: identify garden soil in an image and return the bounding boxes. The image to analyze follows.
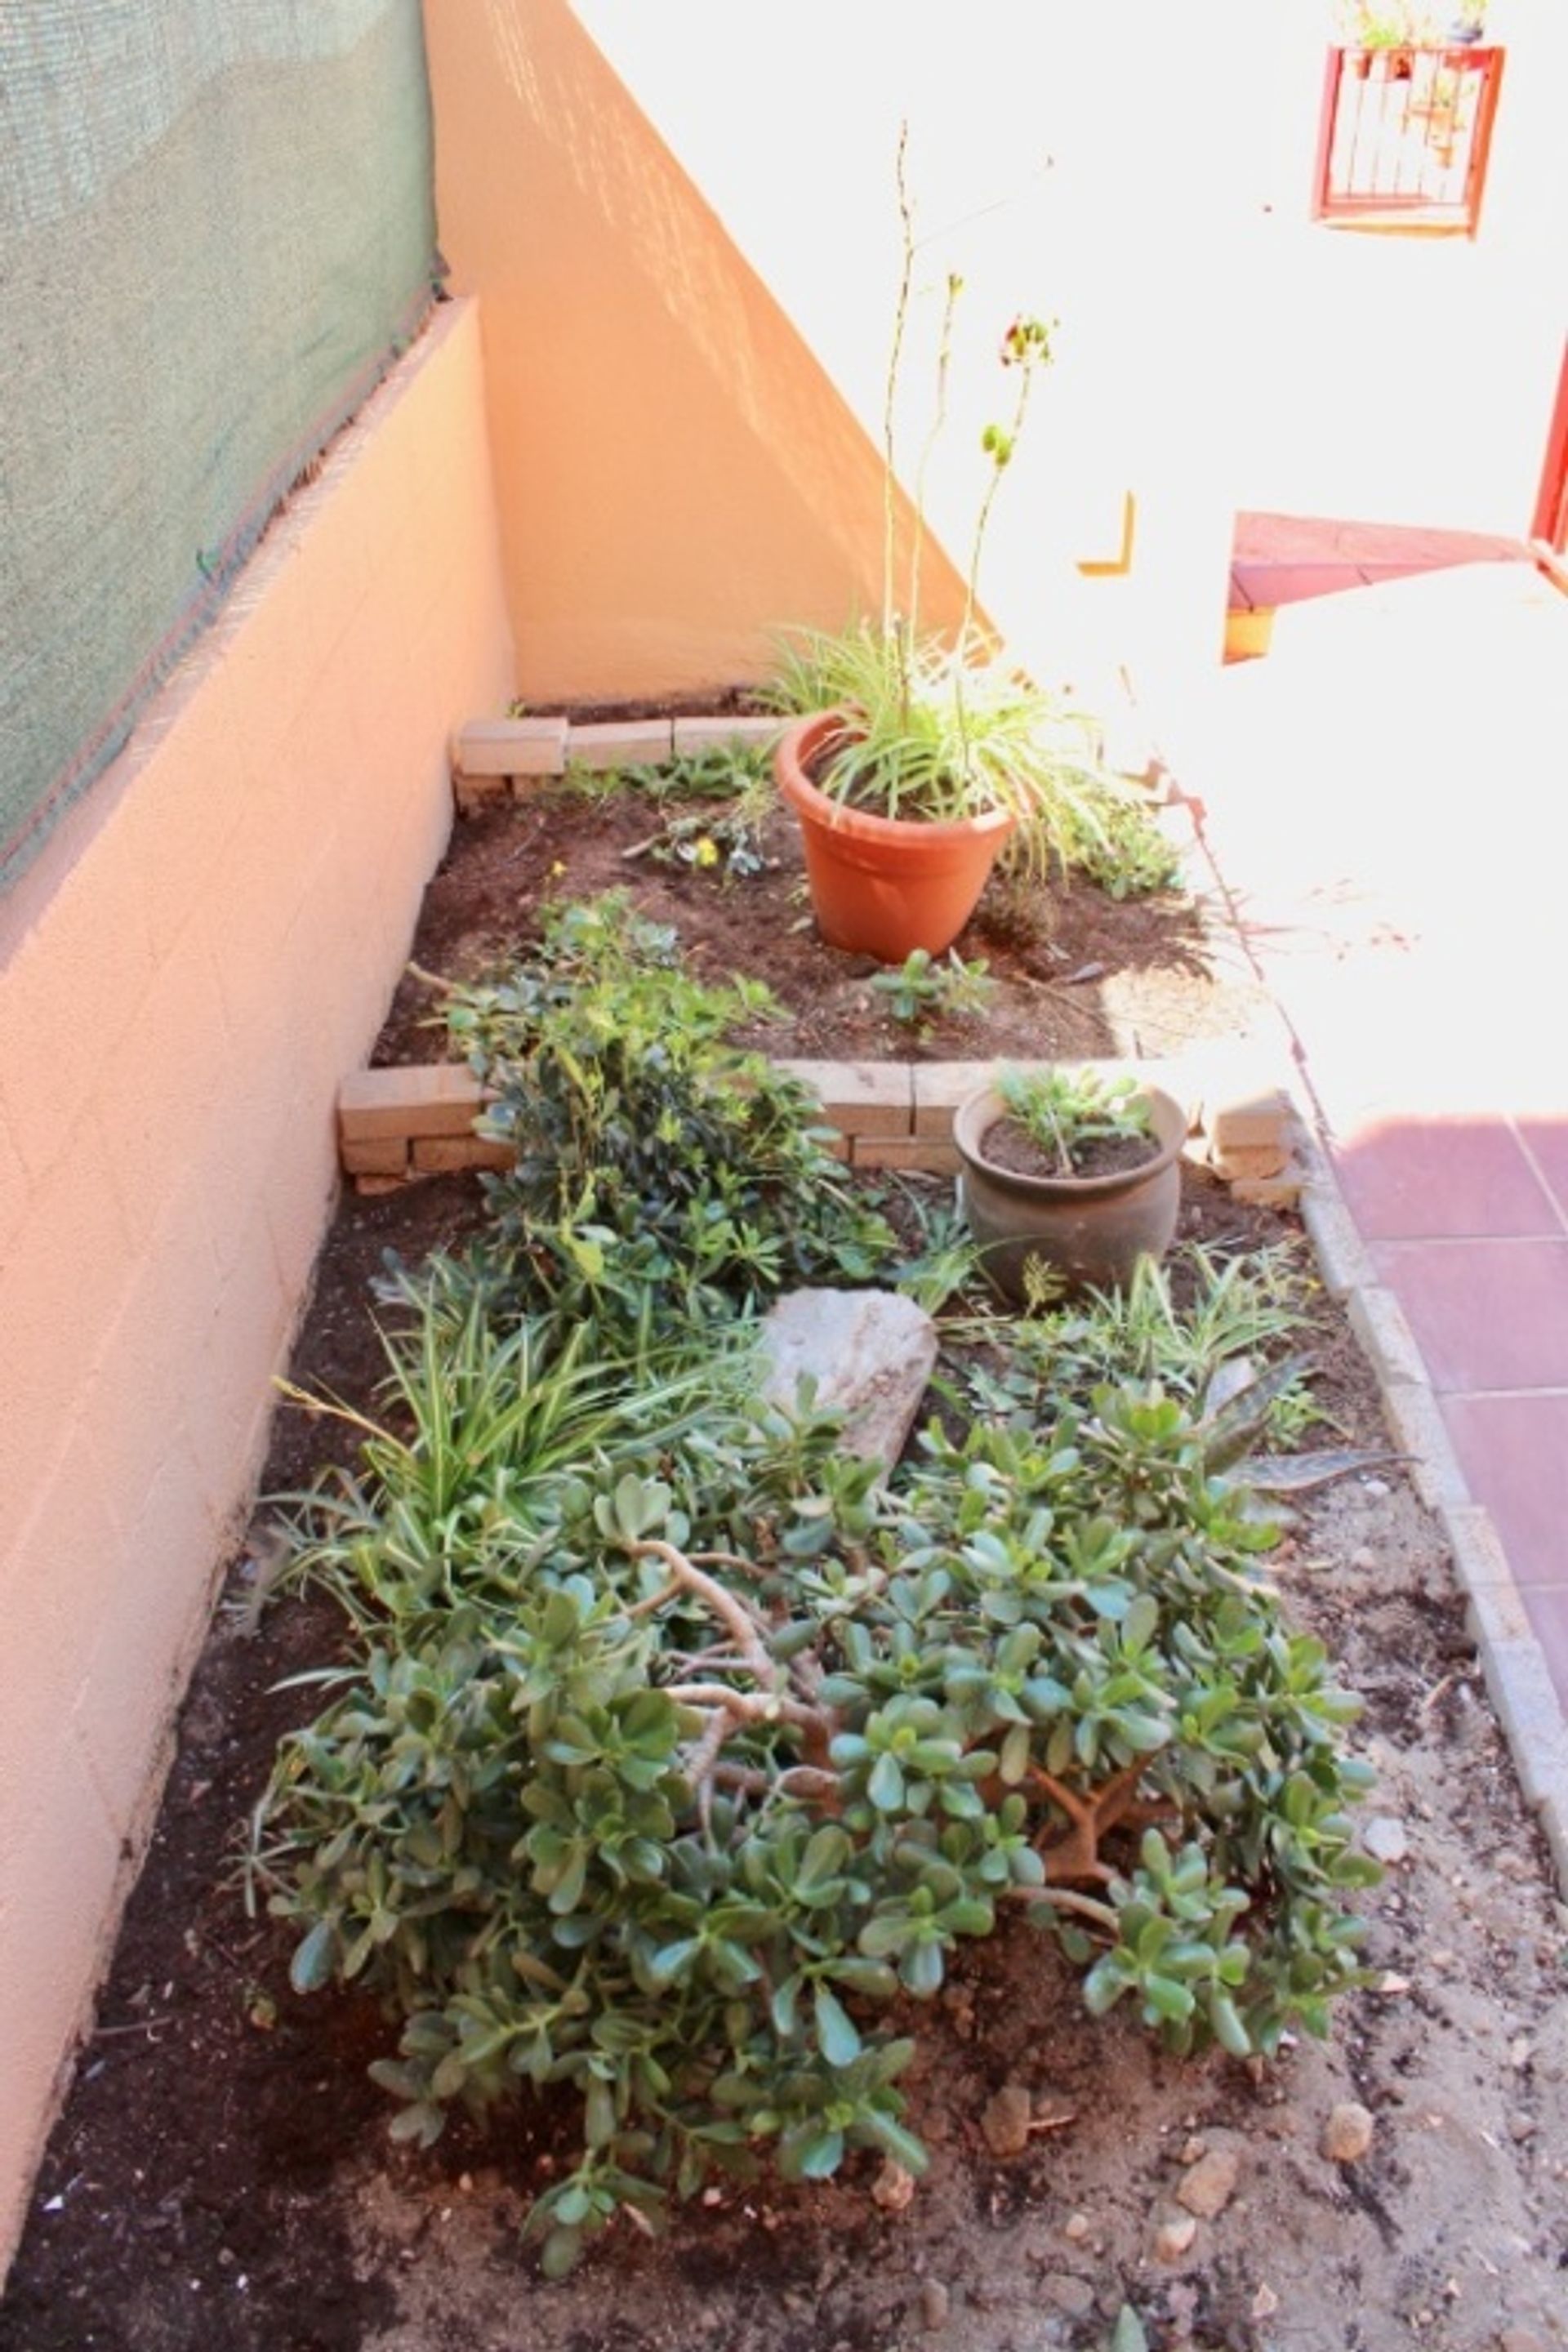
[2,779,1566,2352]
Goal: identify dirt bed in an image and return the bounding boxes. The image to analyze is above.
[2,781,1566,2352]
[372,778,1271,1070]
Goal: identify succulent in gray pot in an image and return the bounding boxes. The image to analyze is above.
[953,1063,1187,1303]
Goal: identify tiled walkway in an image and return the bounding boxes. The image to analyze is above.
[1228,509,1532,621]
[1179,529,1568,1729]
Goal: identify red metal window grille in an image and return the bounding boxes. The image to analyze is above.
[1313,43,1505,236]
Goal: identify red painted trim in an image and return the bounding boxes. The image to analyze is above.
[1531,341,1568,552]
[1313,45,1503,238]
[1461,46,1505,238]
[1311,46,1344,225]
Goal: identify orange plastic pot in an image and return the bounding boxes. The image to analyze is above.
[774,712,1014,964]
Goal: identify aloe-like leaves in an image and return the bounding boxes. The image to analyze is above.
[1244,1447,1406,1494]
[1197,1350,1312,1472]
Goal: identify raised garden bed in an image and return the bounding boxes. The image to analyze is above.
[2,752,1566,2352]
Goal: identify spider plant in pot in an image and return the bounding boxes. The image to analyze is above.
[768,135,1109,964]
[953,1062,1187,1303]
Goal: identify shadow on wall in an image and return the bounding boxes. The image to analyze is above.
[430,0,969,698]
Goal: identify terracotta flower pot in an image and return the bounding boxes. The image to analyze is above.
[953,1078,1188,1303]
[774,712,1014,964]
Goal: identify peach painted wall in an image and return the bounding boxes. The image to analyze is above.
[0,297,514,2279]
[421,0,1246,711]
[425,0,1567,720]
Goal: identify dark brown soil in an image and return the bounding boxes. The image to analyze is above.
[373,777,1270,1070]
[4,770,1566,2352]
[977,1116,1160,1183]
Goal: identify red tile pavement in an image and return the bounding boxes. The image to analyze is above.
[1231,510,1530,568]
[1227,513,1534,619]
[1515,1118,1568,1224]
[1370,1237,1568,1396]
[1441,1392,1568,1594]
[1181,543,1568,1722]
[1231,561,1376,611]
[1333,1118,1563,1241]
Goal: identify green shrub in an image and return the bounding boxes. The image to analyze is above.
[252,899,1377,2275]
[441,894,892,1338]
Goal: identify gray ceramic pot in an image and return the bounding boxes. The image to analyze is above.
[953,1080,1187,1303]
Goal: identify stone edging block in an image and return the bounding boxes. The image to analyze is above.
[775,1059,912,1140]
[339,1064,487,1142]
[672,716,783,755]
[567,720,675,772]
[455,717,570,780]
[1346,1284,1429,1391]
[1298,1168,1379,1300]
[452,709,788,808]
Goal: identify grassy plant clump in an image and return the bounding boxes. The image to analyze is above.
[768,621,1111,853]
[252,911,1378,2274]
[761,130,1175,902]
[960,1245,1328,1454]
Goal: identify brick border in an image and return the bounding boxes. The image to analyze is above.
[336,1051,1303,1191]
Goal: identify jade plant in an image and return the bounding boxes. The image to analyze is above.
[250,898,1379,2278]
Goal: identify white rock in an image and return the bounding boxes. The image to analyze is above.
[1321,2102,1375,2163]
[1363,1815,1410,1865]
[759,1288,938,1473]
[1040,2274,1095,2317]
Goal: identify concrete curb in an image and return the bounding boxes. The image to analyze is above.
[1295,1126,1568,1892]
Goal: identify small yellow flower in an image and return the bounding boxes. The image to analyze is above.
[550,859,567,879]
[693,836,719,870]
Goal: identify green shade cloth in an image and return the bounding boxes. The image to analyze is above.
[0,0,439,893]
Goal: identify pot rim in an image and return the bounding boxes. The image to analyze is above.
[953,1079,1188,1200]
[776,710,1017,848]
